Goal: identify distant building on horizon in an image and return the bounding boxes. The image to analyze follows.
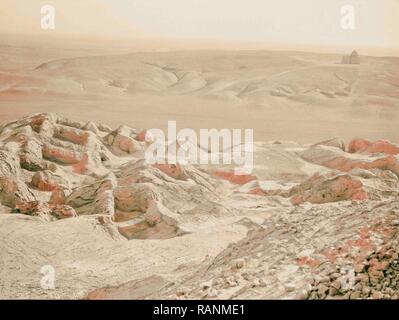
[342,50,360,65]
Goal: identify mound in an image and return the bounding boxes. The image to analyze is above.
[0,113,225,240]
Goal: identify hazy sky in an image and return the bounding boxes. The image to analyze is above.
[1,0,398,52]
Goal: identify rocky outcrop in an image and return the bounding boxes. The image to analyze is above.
[0,176,35,207]
[114,184,156,212]
[104,125,143,156]
[66,176,116,216]
[3,114,399,300]
[213,170,257,185]
[86,275,168,300]
[289,173,367,205]
[0,114,221,239]
[14,201,77,221]
[301,145,399,176]
[348,139,399,155]
[314,138,346,151]
[118,201,183,240]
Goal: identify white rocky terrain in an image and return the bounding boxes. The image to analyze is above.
[0,112,398,299]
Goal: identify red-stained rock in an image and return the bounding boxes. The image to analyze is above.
[372,292,384,300]
[71,154,89,174]
[14,200,77,220]
[152,163,185,180]
[302,145,399,175]
[346,234,374,250]
[29,114,47,131]
[29,114,56,136]
[49,188,66,205]
[113,184,157,213]
[351,190,368,201]
[42,144,84,165]
[246,180,293,197]
[369,258,390,271]
[54,125,90,146]
[337,155,399,175]
[50,204,77,219]
[348,139,372,154]
[289,173,367,205]
[297,256,322,269]
[349,139,399,155]
[15,201,52,216]
[213,170,257,185]
[135,130,148,142]
[104,125,142,156]
[248,187,268,196]
[31,171,59,191]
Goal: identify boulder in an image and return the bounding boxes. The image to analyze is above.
[118,201,182,240]
[29,113,57,136]
[113,184,157,212]
[49,188,67,205]
[14,201,77,220]
[51,204,77,219]
[290,173,367,205]
[42,144,84,165]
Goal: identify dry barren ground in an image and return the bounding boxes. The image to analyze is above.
[0,46,398,299]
